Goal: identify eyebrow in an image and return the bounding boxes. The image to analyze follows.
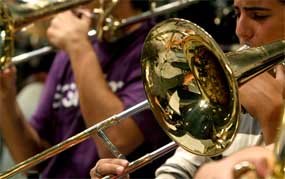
[233,6,271,11]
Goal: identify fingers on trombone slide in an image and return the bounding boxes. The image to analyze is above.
[90,158,129,179]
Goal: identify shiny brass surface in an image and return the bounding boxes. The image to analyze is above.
[141,18,285,156]
[0,0,92,71]
[0,101,149,179]
[141,18,239,156]
[11,0,199,65]
[101,0,199,42]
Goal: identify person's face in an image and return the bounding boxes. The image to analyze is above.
[234,0,285,47]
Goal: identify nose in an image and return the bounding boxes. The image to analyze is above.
[235,14,254,44]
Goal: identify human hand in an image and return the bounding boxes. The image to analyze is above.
[90,158,129,179]
[239,67,285,143]
[194,146,274,179]
[0,67,17,123]
[0,67,17,103]
[47,9,92,52]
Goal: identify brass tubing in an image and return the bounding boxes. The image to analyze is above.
[118,0,199,28]
[227,40,285,84]
[11,0,200,66]
[103,141,178,179]
[10,0,92,30]
[0,100,149,178]
[12,46,54,65]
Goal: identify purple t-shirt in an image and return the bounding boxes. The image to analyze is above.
[29,21,170,178]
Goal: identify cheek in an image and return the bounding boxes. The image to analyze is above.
[270,16,285,38]
[254,19,284,45]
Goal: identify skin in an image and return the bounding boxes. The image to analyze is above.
[234,0,285,46]
[90,158,129,179]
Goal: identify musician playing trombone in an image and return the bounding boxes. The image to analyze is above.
[0,0,171,178]
[90,0,285,178]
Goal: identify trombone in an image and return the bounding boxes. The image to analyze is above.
[0,18,284,178]
[11,0,200,66]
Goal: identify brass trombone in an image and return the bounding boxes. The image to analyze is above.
[11,0,200,66]
[0,18,284,178]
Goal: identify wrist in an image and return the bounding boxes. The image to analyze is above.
[64,38,93,56]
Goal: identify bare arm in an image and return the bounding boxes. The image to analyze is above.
[0,67,50,164]
[239,67,285,144]
[47,10,144,158]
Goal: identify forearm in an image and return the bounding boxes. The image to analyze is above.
[0,101,49,164]
[67,40,124,124]
[255,99,283,144]
[239,72,284,144]
[67,40,144,157]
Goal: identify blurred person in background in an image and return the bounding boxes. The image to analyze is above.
[0,3,54,178]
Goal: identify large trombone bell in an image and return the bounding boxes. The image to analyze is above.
[0,18,284,179]
[142,18,285,156]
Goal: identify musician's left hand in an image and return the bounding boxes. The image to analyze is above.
[90,158,129,179]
